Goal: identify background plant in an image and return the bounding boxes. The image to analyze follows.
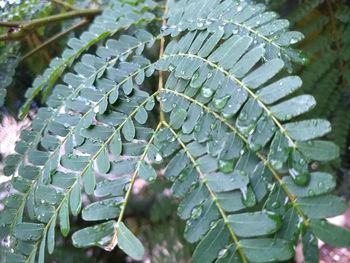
[0,0,350,262]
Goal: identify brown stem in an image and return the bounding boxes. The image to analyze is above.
[0,9,101,41]
[0,21,20,27]
[31,32,51,62]
[20,19,89,62]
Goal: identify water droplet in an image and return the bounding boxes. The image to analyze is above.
[293,173,310,186]
[192,72,199,81]
[271,201,281,209]
[271,159,283,170]
[155,153,163,162]
[238,112,248,121]
[147,176,155,182]
[242,187,256,207]
[178,172,185,182]
[218,248,229,258]
[214,95,230,110]
[168,64,175,71]
[308,189,315,196]
[201,87,214,98]
[290,38,298,44]
[218,160,234,173]
[191,206,203,219]
[209,220,217,229]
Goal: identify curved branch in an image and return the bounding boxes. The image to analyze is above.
[0,9,101,41]
[20,19,89,62]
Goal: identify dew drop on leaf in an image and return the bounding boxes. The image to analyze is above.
[201,87,214,98]
[218,160,234,173]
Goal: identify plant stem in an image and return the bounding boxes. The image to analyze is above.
[158,0,169,123]
[0,9,101,41]
[20,19,89,62]
[0,21,20,27]
[30,32,51,62]
[106,120,163,251]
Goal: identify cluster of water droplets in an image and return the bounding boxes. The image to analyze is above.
[0,0,20,8]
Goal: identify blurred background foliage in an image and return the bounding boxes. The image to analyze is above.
[0,0,349,262]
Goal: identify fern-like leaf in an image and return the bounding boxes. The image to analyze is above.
[19,0,157,118]
[1,1,349,262]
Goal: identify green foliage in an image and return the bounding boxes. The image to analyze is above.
[0,0,349,262]
[0,44,19,106]
[288,0,350,169]
[0,0,51,108]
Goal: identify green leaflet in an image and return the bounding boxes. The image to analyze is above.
[256,76,302,105]
[122,118,136,141]
[60,155,89,171]
[228,211,282,237]
[72,220,116,249]
[38,231,46,263]
[47,215,56,254]
[94,176,131,197]
[170,108,188,129]
[14,223,45,241]
[82,198,122,221]
[297,140,339,161]
[298,195,347,218]
[59,199,70,237]
[283,119,331,141]
[69,183,82,216]
[270,95,316,121]
[243,59,285,89]
[82,166,96,195]
[240,238,294,262]
[116,222,145,260]
[135,106,148,124]
[302,229,319,263]
[216,191,246,212]
[268,132,290,170]
[110,131,122,156]
[184,199,220,243]
[215,244,240,263]
[206,171,249,192]
[139,161,157,182]
[283,172,336,197]
[95,147,111,174]
[192,220,230,263]
[309,219,350,247]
